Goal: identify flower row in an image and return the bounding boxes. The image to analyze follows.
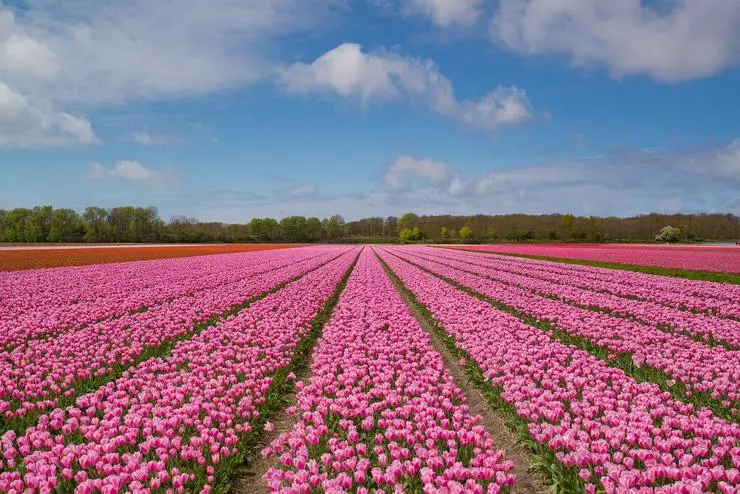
[0,248,319,348]
[421,248,740,347]
[0,247,350,423]
[446,244,740,275]
[391,248,740,409]
[263,248,515,493]
[378,248,740,493]
[0,248,359,493]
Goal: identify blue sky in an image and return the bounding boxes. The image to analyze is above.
[1,0,739,222]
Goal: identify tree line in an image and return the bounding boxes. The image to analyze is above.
[0,206,738,243]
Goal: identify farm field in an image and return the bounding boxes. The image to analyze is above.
[444,243,740,276]
[0,244,300,272]
[0,245,738,493]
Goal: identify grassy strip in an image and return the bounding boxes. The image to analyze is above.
[420,252,737,351]
[377,254,583,493]
[438,247,740,285]
[0,253,347,437]
[210,250,360,494]
[391,251,738,424]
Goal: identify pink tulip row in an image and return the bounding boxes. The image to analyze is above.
[446,244,740,274]
[0,248,323,348]
[434,247,740,320]
[0,248,359,493]
[0,247,351,423]
[390,248,740,410]
[420,248,740,348]
[263,249,515,493]
[377,248,740,493]
[443,246,740,306]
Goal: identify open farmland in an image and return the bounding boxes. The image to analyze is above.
[0,244,300,272]
[445,243,740,276]
[0,246,738,493]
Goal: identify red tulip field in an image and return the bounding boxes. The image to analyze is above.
[0,245,738,493]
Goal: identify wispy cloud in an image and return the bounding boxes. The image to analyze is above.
[371,0,482,26]
[131,131,184,146]
[0,0,345,148]
[280,43,537,132]
[0,83,97,149]
[89,161,183,188]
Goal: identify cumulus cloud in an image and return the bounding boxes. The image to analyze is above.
[0,83,96,148]
[491,0,740,82]
[0,0,343,148]
[280,43,535,132]
[90,161,182,188]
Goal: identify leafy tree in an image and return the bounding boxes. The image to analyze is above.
[249,218,279,241]
[459,225,473,241]
[323,215,346,239]
[656,225,681,243]
[280,216,309,242]
[26,206,53,242]
[397,212,420,233]
[440,226,449,239]
[1,208,32,242]
[48,209,85,242]
[83,207,111,242]
[306,217,323,241]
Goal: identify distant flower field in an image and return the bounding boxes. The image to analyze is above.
[0,244,299,271]
[445,243,740,274]
[0,245,738,493]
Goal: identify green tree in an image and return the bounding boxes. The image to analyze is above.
[323,215,346,239]
[440,226,449,239]
[249,218,279,241]
[26,206,53,242]
[459,225,473,241]
[397,212,420,233]
[656,225,681,243]
[1,208,32,242]
[83,207,111,242]
[306,217,323,241]
[280,216,309,242]
[48,209,85,242]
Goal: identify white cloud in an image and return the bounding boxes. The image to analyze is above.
[90,160,182,188]
[402,0,482,26]
[280,43,535,132]
[0,0,343,148]
[369,0,481,26]
[0,83,96,148]
[491,0,740,82]
[283,186,319,198]
[382,155,456,191]
[132,131,184,146]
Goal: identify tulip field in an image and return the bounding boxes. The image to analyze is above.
[0,245,738,493]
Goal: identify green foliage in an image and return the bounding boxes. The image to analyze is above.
[397,212,420,233]
[459,225,473,241]
[399,226,424,243]
[440,226,449,238]
[323,215,346,239]
[656,225,681,242]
